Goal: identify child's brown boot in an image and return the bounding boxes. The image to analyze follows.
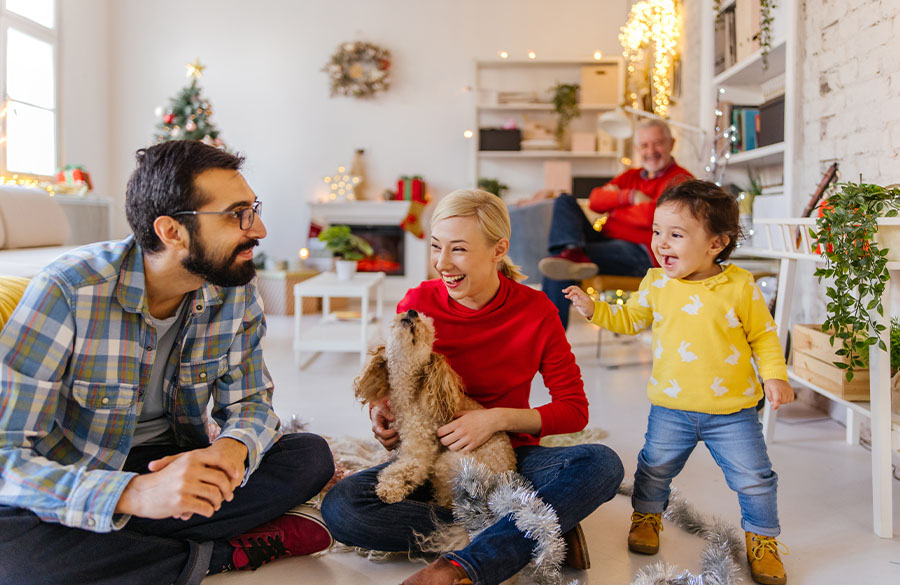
[745,531,789,585]
[627,512,663,554]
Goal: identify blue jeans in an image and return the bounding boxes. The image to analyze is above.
[321,443,624,585]
[542,193,652,329]
[0,432,334,585]
[633,405,780,536]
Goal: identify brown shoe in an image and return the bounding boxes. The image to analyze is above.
[745,532,788,585]
[627,511,663,555]
[401,557,473,585]
[562,523,591,570]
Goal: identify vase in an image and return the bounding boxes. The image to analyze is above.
[335,259,358,280]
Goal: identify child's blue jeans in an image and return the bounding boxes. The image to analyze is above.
[633,405,780,536]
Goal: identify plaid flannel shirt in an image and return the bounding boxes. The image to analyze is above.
[0,236,280,533]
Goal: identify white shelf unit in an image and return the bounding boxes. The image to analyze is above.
[471,59,626,203]
[745,218,898,538]
[700,0,799,225]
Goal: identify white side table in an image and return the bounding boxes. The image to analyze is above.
[293,271,385,368]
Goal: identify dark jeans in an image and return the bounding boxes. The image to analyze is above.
[542,193,652,329]
[321,443,624,585]
[0,432,334,585]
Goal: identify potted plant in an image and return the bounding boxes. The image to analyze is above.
[477,177,508,198]
[318,225,374,280]
[813,180,900,380]
[550,82,580,146]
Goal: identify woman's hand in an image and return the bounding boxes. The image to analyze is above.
[562,285,595,320]
[369,398,399,450]
[437,409,502,452]
[763,379,795,410]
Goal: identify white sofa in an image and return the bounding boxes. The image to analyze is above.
[0,185,82,277]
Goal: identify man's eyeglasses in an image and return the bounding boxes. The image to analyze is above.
[171,200,262,230]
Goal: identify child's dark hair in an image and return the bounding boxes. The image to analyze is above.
[656,179,742,263]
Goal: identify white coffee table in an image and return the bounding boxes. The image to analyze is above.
[293,271,385,368]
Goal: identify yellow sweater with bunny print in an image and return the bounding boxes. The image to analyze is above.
[590,264,788,414]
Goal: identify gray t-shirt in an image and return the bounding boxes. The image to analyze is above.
[132,300,188,446]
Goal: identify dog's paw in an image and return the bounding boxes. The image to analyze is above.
[375,480,408,504]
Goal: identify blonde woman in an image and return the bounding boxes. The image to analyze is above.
[322,189,624,585]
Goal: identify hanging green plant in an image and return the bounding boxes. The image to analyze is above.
[812,180,900,380]
[550,83,581,144]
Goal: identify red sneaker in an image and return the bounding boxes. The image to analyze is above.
[229,505,334,570]
[539,247,598,281]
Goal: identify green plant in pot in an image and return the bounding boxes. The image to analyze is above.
[477,177,508,198]
[550,82,580,146]
[318,225,373,279]
[812,180,900,380]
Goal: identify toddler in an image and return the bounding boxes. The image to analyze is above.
[565,180,793,585]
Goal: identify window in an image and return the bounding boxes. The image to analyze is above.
[1,0,58,178]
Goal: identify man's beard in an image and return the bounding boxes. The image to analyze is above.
[182,236,258,287]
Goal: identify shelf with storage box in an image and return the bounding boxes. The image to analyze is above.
[471,59,626,202]
[701,0,798,240]
[745,217,898,538]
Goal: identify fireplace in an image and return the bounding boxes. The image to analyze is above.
[351,225,405,276]
[309,201,428,299]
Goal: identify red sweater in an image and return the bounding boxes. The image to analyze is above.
[397,274,589,448]
[589,161,693,262]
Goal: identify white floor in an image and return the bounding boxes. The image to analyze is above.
[205,313,900,584]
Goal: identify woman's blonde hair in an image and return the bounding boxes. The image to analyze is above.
[431,189,527,282]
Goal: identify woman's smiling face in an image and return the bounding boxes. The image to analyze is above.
[430,215,506,310]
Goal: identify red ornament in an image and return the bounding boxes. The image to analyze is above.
[378,58,391,71]
[163,113,175,124]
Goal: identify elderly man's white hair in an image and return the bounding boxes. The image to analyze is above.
[636,118,673,140]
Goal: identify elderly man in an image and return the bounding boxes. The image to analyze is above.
[0,141,334,585]
[539,119,693,329]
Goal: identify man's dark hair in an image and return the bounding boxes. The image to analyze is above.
[125,141,245,253]
[656,179,742,263]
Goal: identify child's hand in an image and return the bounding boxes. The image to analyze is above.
[562,286,595,320]
[763,379,794,410]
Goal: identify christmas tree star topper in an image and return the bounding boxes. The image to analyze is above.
[186,59,206,79]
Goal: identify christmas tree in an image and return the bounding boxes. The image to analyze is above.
[154,59,225,148]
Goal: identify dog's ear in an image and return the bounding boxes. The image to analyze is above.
[420,353,462,423]
[354,345,389,404]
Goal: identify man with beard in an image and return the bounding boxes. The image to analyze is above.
[0,141,335,585]
[537,119,693,329]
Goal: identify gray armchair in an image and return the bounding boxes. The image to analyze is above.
[507,199,553,285]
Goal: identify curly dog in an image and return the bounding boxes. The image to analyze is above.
[354,309,517,507]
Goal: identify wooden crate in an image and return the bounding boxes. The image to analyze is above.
[791,324,869,400]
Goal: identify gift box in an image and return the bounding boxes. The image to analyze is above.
[56,164,93,191]
[395,176,427,202]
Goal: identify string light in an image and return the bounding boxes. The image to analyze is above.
[619,0,681,116]
[498,50,509,59]
[463,130,473,138]
[322,164,360,201]
[593,50,603,60]
[527,51,537,60]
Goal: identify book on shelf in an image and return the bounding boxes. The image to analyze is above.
[714,3,737,74]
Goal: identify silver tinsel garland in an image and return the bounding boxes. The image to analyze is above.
[618,479,744,585]
[449,459,578,585]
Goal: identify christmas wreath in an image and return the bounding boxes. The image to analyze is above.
[323,41,391,99]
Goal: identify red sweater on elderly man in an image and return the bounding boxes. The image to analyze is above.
[588,160,693,258]
[397,274,589,448]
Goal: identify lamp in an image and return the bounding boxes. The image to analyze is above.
[597,106,703,140]
[597,105,736,185]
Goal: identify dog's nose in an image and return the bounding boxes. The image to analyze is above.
[406,309,418,319]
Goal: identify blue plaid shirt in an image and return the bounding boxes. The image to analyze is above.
[0,236,280,532]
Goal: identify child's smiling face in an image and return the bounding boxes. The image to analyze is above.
[651,202,728,281]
